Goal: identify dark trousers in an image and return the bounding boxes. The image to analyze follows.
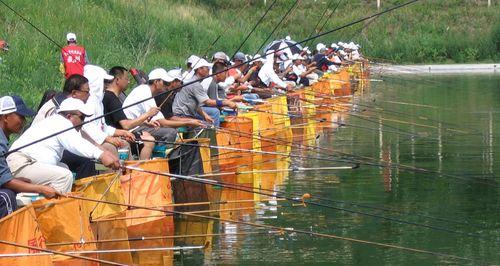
[61,151,97,180]
[0,188,17,219]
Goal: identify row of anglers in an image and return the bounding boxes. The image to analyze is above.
[0,42,366,221]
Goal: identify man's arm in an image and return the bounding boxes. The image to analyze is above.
[3,179,61,198]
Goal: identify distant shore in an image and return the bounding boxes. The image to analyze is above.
[371,63,500,74]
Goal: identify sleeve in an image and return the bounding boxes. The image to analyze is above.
[58,129,103,160]
[192,85,210,104]
[103,93,128,128]
[82,122,108,144]
[268,70,287,88]
[0,144,13,187]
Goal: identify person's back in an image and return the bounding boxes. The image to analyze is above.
[61,33,87,79]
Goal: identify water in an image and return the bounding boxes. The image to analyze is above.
[176,74,499,265]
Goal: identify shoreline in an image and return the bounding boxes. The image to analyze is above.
[371,63,499,74]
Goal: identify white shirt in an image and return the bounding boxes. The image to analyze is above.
[258,53,287,88]
[122,84,164,121]
[32,99,57,125]
[10,115,103,165]
[292,64,307,76]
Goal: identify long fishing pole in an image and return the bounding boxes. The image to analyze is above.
[124,165,497,242]
[0,239,126,266]
[65,194,483,263]
[304,0,337,47]
[255,0,300,54]
[316,0,343,36]
[1,0,421,158]
[231,0,277,59]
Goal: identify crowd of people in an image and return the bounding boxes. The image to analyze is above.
[0,33,365,219]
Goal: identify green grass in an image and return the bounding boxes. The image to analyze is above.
[0,0,498,108]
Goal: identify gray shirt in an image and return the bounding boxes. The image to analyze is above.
[207,80,226,100]
[172,77,210,118]
[0,129,13,187]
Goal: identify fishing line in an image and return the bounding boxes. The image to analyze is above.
[254,0,300,54]
[231,0,277,59]
[67,194,481,263]
[1,0,421,158]
[124,166,498,242]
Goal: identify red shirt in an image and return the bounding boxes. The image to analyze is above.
[61,44,87,79]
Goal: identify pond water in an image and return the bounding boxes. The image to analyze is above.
[175,74,499,265]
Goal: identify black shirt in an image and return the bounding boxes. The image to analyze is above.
[154,91,175,119]
[102,90,128,129]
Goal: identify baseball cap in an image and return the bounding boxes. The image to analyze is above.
[0,96,36,117]
[66,32,77,42]
[212,51,229,62]
[233,52,246,62]
[148,68,174,82]
[192,59,212,71]
[186,55,201,66]
[167,68,183,81]
[57,98,93,116]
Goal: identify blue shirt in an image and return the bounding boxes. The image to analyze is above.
[0,129,13,187]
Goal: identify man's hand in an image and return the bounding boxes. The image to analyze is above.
[114,129,135,142]
[204,115,215,124]
[226,100,237,110]
[286,84,295,91]
[187,119,206,128]
[145,120,161,128]
[100,150,121,170]
[146,107,160,118]
[105,136,126,147]
[38,185,63,199]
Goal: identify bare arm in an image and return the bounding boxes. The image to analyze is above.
[3,179,62,198]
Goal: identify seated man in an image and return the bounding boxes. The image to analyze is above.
[172,59,236,127]
[0,96,60,219]
[7,98,120,193]
[103,66,156,160]
[289,54,318,86]
[258,50,294,91]
[123,68,202,144]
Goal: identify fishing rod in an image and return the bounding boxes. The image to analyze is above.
[316,0,343,36]
[65,193,487,262]
[199,119,499,187]
[46,231,282,247]
[0,246,205,258]
[304,0,337,48]
[231,0,277,59]
[255,0,300,54]
[0,239,126,266]
[1,0,421,158]
[125,165,498,242]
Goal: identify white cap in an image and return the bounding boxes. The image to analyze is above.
[285,35,291,41]
[148,68,174,82]
[331,43,339,48]
[84,65,113,81]
[192,58,212,70]
[252,54,266,63]
[167,68,183,80]
[186,55,201,66]
[57,98,93,116]
[316,43,326,52]
[291,54,305,61]
[66,32,77,42]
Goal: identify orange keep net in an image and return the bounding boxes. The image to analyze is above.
[0,205,52,266]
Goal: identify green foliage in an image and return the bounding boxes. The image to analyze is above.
[0,0,498,108]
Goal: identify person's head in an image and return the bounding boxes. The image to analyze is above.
[109,66,130,92]
[0,96,36,136]
[66,32,77,45]
[57,98,93,131]
[252,54,265,69]
[212,51,230,66]
[167,69,183,90]
[292,54,304,66]
[147,68,174,94]
[212,62,227,83]
[192,59,212,78]
[63,74,90,103]
[186,55,200,70]
[232,52,246,66]
[0,40,9,52]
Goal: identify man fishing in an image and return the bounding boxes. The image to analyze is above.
[0,95,61,219]
[122,68,203,143]
[7,98,120,193]
[172,59,237,127]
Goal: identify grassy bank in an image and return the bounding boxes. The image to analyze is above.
[0,0,498,107]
